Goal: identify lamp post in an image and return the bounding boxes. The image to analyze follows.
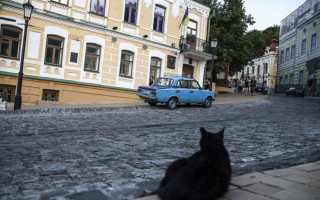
[14,1,34,110]
[209,38,218,91]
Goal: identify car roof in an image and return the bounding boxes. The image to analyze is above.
[157,76,195,81]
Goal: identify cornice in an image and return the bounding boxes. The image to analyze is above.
[185,0,210,18]
[0,0,180,54]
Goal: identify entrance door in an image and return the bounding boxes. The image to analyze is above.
[183,65,194,78]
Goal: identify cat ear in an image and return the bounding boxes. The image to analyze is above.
[200,127,208,137]
[218,127,225,138]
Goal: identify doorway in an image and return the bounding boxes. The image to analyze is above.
[182,65,194,78]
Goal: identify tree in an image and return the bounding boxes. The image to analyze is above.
[207,0,255,79]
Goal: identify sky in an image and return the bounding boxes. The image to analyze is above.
[243,0,306,31]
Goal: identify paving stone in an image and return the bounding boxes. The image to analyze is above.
[282,174,315,184]
[291,162,320,172]
[243,182,282,196]
[262,168,306,177]
[230,172,266,187]
[223,188,273,200]
[0,95,319,200]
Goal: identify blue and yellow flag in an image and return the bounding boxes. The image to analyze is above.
[180,7,189,27]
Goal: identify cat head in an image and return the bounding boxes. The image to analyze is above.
[199,127,225,150]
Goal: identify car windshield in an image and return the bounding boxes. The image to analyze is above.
[153,78,173,87]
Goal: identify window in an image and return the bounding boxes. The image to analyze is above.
[45,35,64,66]
[119,51,134,77]
[301,39,306,55]
[177,80,189,88]
[0,25,22,59]
[84,44,100,72]
[289,73,293,84]
[153,5,165,32]
[42,89,59,101]
[264,64,268,74]
[252,66,255,75]
[0,85,16,102]
[186,20,197,48]
[279,77,283,85]
[257,65,260,78]
[246,68,249,77]
[280,50,284,63]
[124,0,138,24]
[150,57,161,79]
[190,81,200,89]
[285,47,290,61]
[284,75,288,84]
[291,45,295,59]
[311,33,317,52]
[299,70,304,84]
[52,0,68,4]
[90,0,105,15]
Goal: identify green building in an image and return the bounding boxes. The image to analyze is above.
[276,0,320,97]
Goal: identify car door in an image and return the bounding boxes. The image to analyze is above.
[176,80,190,103]
[189,80,203,103]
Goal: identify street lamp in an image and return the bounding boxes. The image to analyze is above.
[209,38,218,91]
[14,1,34,110]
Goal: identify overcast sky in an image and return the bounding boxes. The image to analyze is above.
[243,0,306,31]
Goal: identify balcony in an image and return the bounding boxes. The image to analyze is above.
[179,36,212,60]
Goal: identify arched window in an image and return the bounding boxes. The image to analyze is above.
[0,25,22,59]
[45,35,64,66]
[150,57,161,79]
[84,43,101,72]
[120,50,134,77]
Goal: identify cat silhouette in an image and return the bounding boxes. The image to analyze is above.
[157,127,231,200]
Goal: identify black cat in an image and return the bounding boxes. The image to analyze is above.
[157,127,231,200]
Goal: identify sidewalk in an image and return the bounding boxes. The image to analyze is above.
[136,161,320,200]
[4,92,267,110]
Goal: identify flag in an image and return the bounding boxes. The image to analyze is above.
[180,7,189,27]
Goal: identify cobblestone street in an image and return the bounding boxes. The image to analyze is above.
[1,95,320,199]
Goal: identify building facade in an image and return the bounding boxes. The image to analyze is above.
[276,0,320,97]
[0,0,212,104]
[230,40,279,94]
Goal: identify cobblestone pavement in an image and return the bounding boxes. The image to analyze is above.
[0,95,320,199]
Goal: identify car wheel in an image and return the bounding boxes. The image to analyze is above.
[147,101,157,106]
[203,97,212,108]
[286,93,289,96]
[166,97,177,109]
[185,103,191,106]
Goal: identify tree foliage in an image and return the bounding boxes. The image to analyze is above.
[196,0,279,77]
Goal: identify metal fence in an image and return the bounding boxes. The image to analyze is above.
[179,36,211,53]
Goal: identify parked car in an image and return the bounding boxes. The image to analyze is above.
[137,76,215,109]
[286,87,304,97]
[255,84,268,94]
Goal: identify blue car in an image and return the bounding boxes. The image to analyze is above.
[137,76,215,109]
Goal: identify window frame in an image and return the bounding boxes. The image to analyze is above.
[150,57,161,79]
[153,5,166,33]
[42,89,59,101]
[291,45,296,59]
[311,33,317,51]
[280,50,285,63]
[285,47,290,61]
[84,43,101,73]
[90,0,106,15]
[124,0,138,24]
[0,25,22,59]
[44,35,64,66]
[301,39,307,55]
[119,50,134,78]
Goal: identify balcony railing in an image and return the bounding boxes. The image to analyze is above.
[179,36,211,54]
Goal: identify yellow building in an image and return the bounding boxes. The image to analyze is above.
[0,0,212,104]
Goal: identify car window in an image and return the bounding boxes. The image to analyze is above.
[190,81,200,89]
[177,80,189,88]
[153,78,173,87]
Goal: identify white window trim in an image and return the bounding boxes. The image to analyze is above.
[148,50,165,85]
[151,0,169,34]
[116,43,138,89]
[80,35,105,84]
[40,26,68,79]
